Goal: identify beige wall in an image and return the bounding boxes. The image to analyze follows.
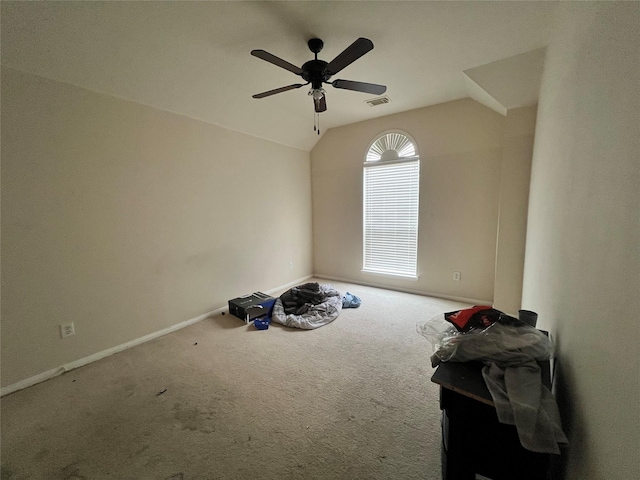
[1,68,312,387]
[493,105,537,315]
[311,99,505,303]
[523,3,639,479]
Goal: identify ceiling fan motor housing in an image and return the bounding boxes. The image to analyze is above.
[301,60,331,89]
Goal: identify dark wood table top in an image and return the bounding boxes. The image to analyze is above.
[431,359,552,407]
[431,361,495,406]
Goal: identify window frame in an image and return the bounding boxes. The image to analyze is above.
[362,130,420,279]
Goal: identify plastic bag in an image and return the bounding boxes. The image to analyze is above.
[417,310,553,367]
[416,312,495,364]
[416,313,461,352]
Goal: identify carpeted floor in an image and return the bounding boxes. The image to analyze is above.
[1,279,468,479]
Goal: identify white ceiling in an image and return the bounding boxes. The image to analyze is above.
[1,1,558,151]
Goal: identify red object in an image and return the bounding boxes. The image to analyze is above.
[444,306,498,332]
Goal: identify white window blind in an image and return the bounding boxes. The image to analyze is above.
[363,158,419,277]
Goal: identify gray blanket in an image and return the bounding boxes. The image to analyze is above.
[271,283,342,330]
[431,322,568,454]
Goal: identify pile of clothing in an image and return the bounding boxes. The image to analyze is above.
[271,282,343,330]
[280,282,327,315]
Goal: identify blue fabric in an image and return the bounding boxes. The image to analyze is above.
[342,292,362,308]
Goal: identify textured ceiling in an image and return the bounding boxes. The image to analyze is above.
[1,1,558,151]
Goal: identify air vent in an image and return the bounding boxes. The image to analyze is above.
[365,96,390,107]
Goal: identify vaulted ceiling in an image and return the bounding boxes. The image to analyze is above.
[1,1,558,151]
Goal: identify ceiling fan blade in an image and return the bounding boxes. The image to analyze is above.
[326,38,374,75]
[332,79,387,95]
[251,50,303,75]
[314,95,327,113]
[252,83,306,99]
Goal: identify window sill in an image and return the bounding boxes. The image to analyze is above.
[361,269,419,281]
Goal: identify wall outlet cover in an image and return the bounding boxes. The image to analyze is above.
[60,322,75,339]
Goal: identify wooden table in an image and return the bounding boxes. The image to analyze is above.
[431,360,551,480]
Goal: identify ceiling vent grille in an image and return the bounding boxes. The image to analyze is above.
[365,96,390,107]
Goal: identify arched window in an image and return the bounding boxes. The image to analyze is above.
[363,131,420,278]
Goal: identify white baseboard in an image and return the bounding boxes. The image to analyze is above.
[1,275,313,397]
[4,273,475,396]
[0,307,223,397]
[0,366,67,397]
[313,273,492,306]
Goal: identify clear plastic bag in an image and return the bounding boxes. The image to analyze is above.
[416,313,461,352]
[417,311,552,367]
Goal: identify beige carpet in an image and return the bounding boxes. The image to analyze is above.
[1,279,467,479]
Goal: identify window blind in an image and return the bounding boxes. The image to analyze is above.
[363,160,419,277]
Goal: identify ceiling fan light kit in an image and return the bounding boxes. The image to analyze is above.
[251,37,387,132]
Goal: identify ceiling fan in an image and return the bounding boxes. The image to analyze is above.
[251,38,387,115]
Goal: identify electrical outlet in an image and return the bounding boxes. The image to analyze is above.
[453,271,461,282]
[289,261,294,270]
[60,322,75,339]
